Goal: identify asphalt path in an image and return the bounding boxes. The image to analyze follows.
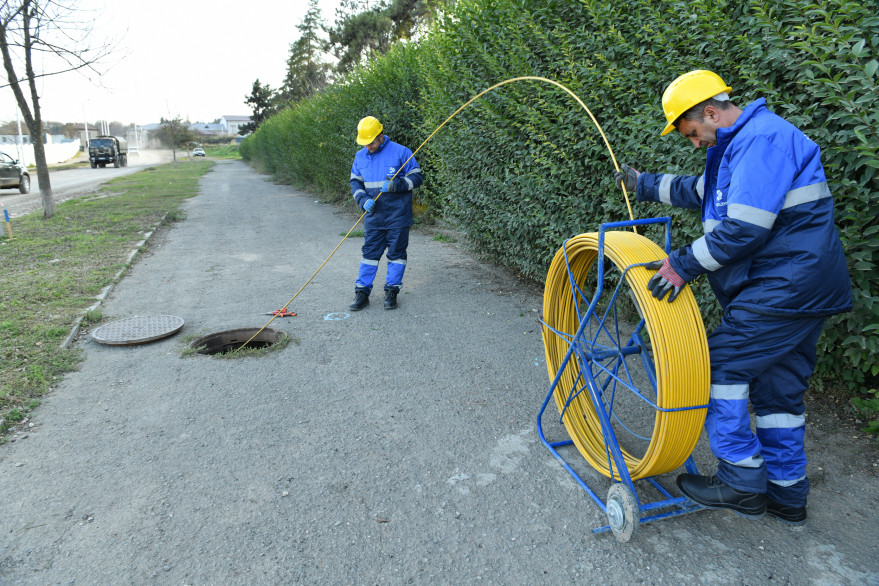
[1,160,877,584]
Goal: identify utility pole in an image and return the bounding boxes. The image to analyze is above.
[83,106,89,150]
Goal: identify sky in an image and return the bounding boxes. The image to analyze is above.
[0,0,342,127]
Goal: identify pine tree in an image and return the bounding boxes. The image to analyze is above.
[327,0,446,74]
[279,0,332,105]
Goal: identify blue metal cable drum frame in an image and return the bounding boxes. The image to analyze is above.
[541,228,710,480]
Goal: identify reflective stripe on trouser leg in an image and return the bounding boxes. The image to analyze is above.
[706,383,767,492]
[384,226,410,291]
[355,259,379,292]
[750,318,823,507]
[757,407,811,506]
[756,412,806,488]
[707,309,825,496]
[386,259,406,289]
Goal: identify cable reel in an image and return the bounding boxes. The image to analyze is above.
[538,218,710,540]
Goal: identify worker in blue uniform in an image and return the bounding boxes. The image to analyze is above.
[615,70,852,525]
[348,116,423,311]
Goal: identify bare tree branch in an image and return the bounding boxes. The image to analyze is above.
[0,0,118,219]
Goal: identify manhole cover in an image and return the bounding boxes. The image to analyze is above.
[92,315,185,345]
[189,328,286,355]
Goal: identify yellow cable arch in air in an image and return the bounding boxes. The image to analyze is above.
[238,74,711,481]
[239,76,637,350]
[238,77,710,482]
[542,230,710,480]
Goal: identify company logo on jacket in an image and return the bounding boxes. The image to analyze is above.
[715,189,727,207]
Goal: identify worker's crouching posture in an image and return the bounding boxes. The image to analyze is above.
[348,116,423,311]
[615,70,852,525]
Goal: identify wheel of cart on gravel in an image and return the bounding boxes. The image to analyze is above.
[606,482,639,542]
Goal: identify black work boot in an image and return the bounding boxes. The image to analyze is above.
[349,290,369,311]
[766,499,807,526]
[384,288,398,310]
[676,474,766,518]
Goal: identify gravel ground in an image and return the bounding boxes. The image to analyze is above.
[1,160,877,584]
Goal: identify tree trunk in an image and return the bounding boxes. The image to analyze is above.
[1,0,54,218]
[30,133,54,218]
[2,0,115,220]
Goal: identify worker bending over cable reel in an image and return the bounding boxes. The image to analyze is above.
[614,70,852,526]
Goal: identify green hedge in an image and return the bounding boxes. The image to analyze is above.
[242,0,878,401]
[242,42,425,202]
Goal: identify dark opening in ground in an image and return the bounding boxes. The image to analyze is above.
[190,328,286,356]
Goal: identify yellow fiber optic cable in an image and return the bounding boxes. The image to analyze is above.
[239,76,637,351]
[542,231,710,480]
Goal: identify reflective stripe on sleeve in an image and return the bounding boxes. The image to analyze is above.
[696,175,705,200]
[703,219,720,234]
[658,174,675,205]
[693,235,723,271]
[782,181,831,209]
[727,203,777,229]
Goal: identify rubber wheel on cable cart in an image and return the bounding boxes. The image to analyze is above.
[606,483,639,542]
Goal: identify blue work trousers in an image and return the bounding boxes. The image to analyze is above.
[707,308,825,507]
[355,226,409,293]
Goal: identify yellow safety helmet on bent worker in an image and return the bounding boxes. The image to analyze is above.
[660,70,732,136]
[356,116,384,145]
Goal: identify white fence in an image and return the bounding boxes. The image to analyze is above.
[0,139,81,166]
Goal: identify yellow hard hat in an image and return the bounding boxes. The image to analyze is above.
[660,70,732,136]
[356,116,383,145]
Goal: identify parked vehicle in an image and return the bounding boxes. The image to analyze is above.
[88,135,128,168]
[193,147,206,157]
[0,151,30,193]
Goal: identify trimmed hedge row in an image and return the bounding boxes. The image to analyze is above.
[241,42,425,201]
[241,0,878,400]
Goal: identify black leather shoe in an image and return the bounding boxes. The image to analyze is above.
[349,290,369,311]
[766,499,806,526]
[384,288,398,310]
[677,474,766,518]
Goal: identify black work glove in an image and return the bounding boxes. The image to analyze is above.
[614,164,640,192]
[645,259,686,302]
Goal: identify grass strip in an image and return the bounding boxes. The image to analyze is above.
[205,145,241,159]
[0,159,214,441]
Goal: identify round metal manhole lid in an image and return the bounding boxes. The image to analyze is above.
[91,315,184,345]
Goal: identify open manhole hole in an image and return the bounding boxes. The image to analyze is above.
[189,328,286,356]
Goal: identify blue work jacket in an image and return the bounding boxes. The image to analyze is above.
[636,98,852,317]
[350,136,423,230]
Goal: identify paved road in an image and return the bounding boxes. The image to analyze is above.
[0,150,174,217]
[1,160,877,584]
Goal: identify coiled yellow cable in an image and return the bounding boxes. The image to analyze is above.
[542,231,709,480]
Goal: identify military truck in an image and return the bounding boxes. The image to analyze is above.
[88,135,128,168]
